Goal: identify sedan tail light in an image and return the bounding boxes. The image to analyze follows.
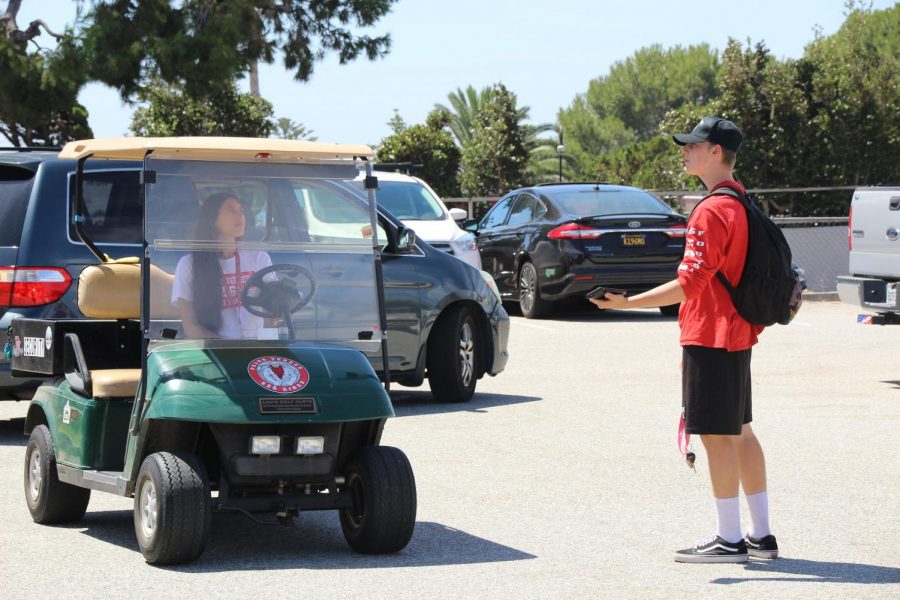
[0,267,73,307]
[665,224,687,238]
[547,223,604,240]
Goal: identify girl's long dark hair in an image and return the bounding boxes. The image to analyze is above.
[192,193,237,333]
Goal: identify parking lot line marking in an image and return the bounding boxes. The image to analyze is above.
[511,319,556,331]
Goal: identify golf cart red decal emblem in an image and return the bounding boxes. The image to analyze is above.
[248,356,309,393]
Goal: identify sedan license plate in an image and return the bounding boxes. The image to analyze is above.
[622,234,646,247]
[887,283,897,306]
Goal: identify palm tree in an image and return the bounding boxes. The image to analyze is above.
[526,124,580,183]
[435,85,492,148]
[274,117,316,141]
[437,84,552,151]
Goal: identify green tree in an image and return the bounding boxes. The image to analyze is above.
[386,109,406,134]
[435,86,493,148]
[559,44,720,180]
[525,126,581,184]
[459,84,529,196]
[81,0,398,101]
[274,117,316,140]
[558,44,719,180]
[130,79,274,137]
[2,1,398,145]
[0,3,91,145]
[376,108,461,197]
[437,84,549,151]
[804,2,899,188]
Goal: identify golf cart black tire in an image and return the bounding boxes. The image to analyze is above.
[134,451,212,565]
[659,303,680,317]
[518,261,552,319]
[24,425,91,523]
[340,446,416,554]
[427,304,478,403]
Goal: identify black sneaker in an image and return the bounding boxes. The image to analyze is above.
[674,535,749,563]
[745,533,779,559]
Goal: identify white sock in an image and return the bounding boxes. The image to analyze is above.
[715,496,742,543]
[746,491,771,538]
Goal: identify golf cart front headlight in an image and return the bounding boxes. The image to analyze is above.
[296,436,325,455]
[250,435,281,455]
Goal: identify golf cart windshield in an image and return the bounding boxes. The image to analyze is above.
[145,156,383,352]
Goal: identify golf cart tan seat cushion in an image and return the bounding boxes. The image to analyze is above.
[90,368,141,398]
[78,258,178,319]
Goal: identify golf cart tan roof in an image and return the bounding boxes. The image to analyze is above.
[59,136,374,161]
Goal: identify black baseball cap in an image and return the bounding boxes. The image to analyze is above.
[673,117,743,152]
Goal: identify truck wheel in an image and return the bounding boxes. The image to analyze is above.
[134,452,211,565]
[518,261,552,319]
[659,303,680,317]
[24,425,91,523]
[428,305,478,403]
[340,446,416,554]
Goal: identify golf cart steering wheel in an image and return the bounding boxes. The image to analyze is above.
[240,265,317,336]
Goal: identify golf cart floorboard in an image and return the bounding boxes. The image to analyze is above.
[57,465,128,496]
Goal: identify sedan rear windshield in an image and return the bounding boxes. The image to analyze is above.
[551,189,673,217]
[0,167,35,246]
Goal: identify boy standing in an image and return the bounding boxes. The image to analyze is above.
[591,117,778,563]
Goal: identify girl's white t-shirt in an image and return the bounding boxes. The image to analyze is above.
[172,250,273,339]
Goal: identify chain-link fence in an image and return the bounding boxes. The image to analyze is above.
[778,218,848,293]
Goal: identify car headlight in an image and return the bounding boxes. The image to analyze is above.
[250,435,281,455]
[451,234,477,254]
[480,270,502,302]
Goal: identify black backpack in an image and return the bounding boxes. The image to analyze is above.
[698,185,803,326]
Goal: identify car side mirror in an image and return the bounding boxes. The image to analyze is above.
[448,208,467,222]
[461,218,480,234]
[397,226,416,251]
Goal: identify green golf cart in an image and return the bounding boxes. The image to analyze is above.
[13,137,416,565]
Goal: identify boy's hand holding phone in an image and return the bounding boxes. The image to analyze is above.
[585,286,627,300]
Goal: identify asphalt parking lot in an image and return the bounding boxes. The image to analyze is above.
[0,300,897,598]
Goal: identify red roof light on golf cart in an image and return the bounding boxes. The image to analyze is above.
[547,223,604,240]
[0,267,72,307]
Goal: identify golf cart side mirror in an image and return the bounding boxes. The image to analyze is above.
[396,226,416,251]
[448,208,467,222]
[461,218,480,234]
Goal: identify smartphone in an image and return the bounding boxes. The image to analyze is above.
[585,286,627,300]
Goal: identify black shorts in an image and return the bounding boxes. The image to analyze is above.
[682,345,752,435]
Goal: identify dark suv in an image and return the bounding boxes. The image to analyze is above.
[466,182,687,318]
[0,148,508,403]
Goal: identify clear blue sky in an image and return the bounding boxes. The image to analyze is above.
[17,0,897,146]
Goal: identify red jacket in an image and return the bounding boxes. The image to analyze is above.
[676,180,764,351]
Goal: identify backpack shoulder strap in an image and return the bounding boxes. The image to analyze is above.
[699,185,750,296]
[703,184,749,207]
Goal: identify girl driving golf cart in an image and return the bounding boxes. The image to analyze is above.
[171,192,273,339]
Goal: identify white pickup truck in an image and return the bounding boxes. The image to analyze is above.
[836,187,900,324]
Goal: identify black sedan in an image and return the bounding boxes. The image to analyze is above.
[465,183,687,318]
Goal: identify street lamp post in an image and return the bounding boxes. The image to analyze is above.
[556,143,565,183]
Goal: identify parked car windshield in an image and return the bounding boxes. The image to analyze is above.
[0,168,34,246]
[372,180,445,221]
[550,189,674,217]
